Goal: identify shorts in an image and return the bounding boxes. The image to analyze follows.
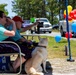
[0,43,34,60]
[0,43,19,54]
[18,44,34,60]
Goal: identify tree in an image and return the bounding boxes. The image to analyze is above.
[58,0,65,20]
[12,0,48,19]
[46,0,59,25]
[12,0,75,24]
[58,0,76,20]
[12,0,59,24]
[0,4,8,16]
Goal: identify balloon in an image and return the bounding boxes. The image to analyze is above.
[64,10,70,15]
[65,32,72,38]
[67,5,72,12]
[69,19,73,23]
[69,11,74,18]
[55,35,62,42]
[30,17,35,23]
[63,14,66,19]
[64,10,66,15]
[73,14,76,19]
[72,22,76,32]
[68,16,72,21]
[73,9,76,14]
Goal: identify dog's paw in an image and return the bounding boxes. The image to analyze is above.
[33,72,44,75]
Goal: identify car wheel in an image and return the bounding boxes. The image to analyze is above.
[43,31,46,33]
[31,30,33,34]
[60,27,65,37]
[49,31,51,33]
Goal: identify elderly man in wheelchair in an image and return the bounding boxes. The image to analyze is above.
[0,10,39,74]
[0,10,23,74]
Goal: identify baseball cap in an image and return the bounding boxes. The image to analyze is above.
[12,16,24,23]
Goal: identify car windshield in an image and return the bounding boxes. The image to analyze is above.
[36,18,49,22]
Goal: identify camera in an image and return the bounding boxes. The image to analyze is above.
[38,22,43,27]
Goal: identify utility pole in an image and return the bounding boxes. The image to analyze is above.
[65,0,74,62]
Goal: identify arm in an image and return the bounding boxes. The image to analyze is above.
[21,20,39,32]
[4,19,16,36]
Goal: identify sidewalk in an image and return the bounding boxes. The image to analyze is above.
[14,57,76,75]
[0,57,76,75]
[45,58,76,75]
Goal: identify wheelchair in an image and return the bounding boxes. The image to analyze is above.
[0,41,25,75]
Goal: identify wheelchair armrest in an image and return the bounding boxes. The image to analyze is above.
[0,41,23,74]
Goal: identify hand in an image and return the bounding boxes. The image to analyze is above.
[6,18,15,24]
[33,18,40,26]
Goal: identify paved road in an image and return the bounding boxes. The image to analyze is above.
[45,32,61,37]
[37,32,76,41]
[22,32,76,41]
[22,32,61,37]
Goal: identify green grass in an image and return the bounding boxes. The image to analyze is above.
[24,36,76,59]
[47,37,76,59]
[52,29,60,32]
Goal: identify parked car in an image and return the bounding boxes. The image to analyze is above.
[31,18,52,33]
[22,20,30,27]
[59,20,73,36]
[52,24,59,29]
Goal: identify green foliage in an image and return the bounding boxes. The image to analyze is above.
[12,0,76,24]
[12,0,59,22]
[0,4,8,16]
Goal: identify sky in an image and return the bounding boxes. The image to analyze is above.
[0,0,16,17]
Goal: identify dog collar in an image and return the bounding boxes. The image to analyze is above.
[37,45,46,48]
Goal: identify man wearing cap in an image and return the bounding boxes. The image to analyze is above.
[11,16,39,42]
[6,16,39,71]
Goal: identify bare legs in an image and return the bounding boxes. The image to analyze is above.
[13,56,26,71]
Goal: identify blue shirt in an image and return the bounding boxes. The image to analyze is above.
[7,25,22,41]
[0,24,8,41]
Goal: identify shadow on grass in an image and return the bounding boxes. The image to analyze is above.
[53,46,59,48]
[59,40,67,43]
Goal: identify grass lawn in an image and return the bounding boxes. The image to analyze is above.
[47,37,76,59]
[24,35,76,59]
[52,29,60,32]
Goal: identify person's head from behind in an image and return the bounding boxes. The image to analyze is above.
[0,10,7,25]
[5,17,12,26]
[12,16,24,30]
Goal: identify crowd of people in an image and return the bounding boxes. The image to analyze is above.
[0,10,39,72]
